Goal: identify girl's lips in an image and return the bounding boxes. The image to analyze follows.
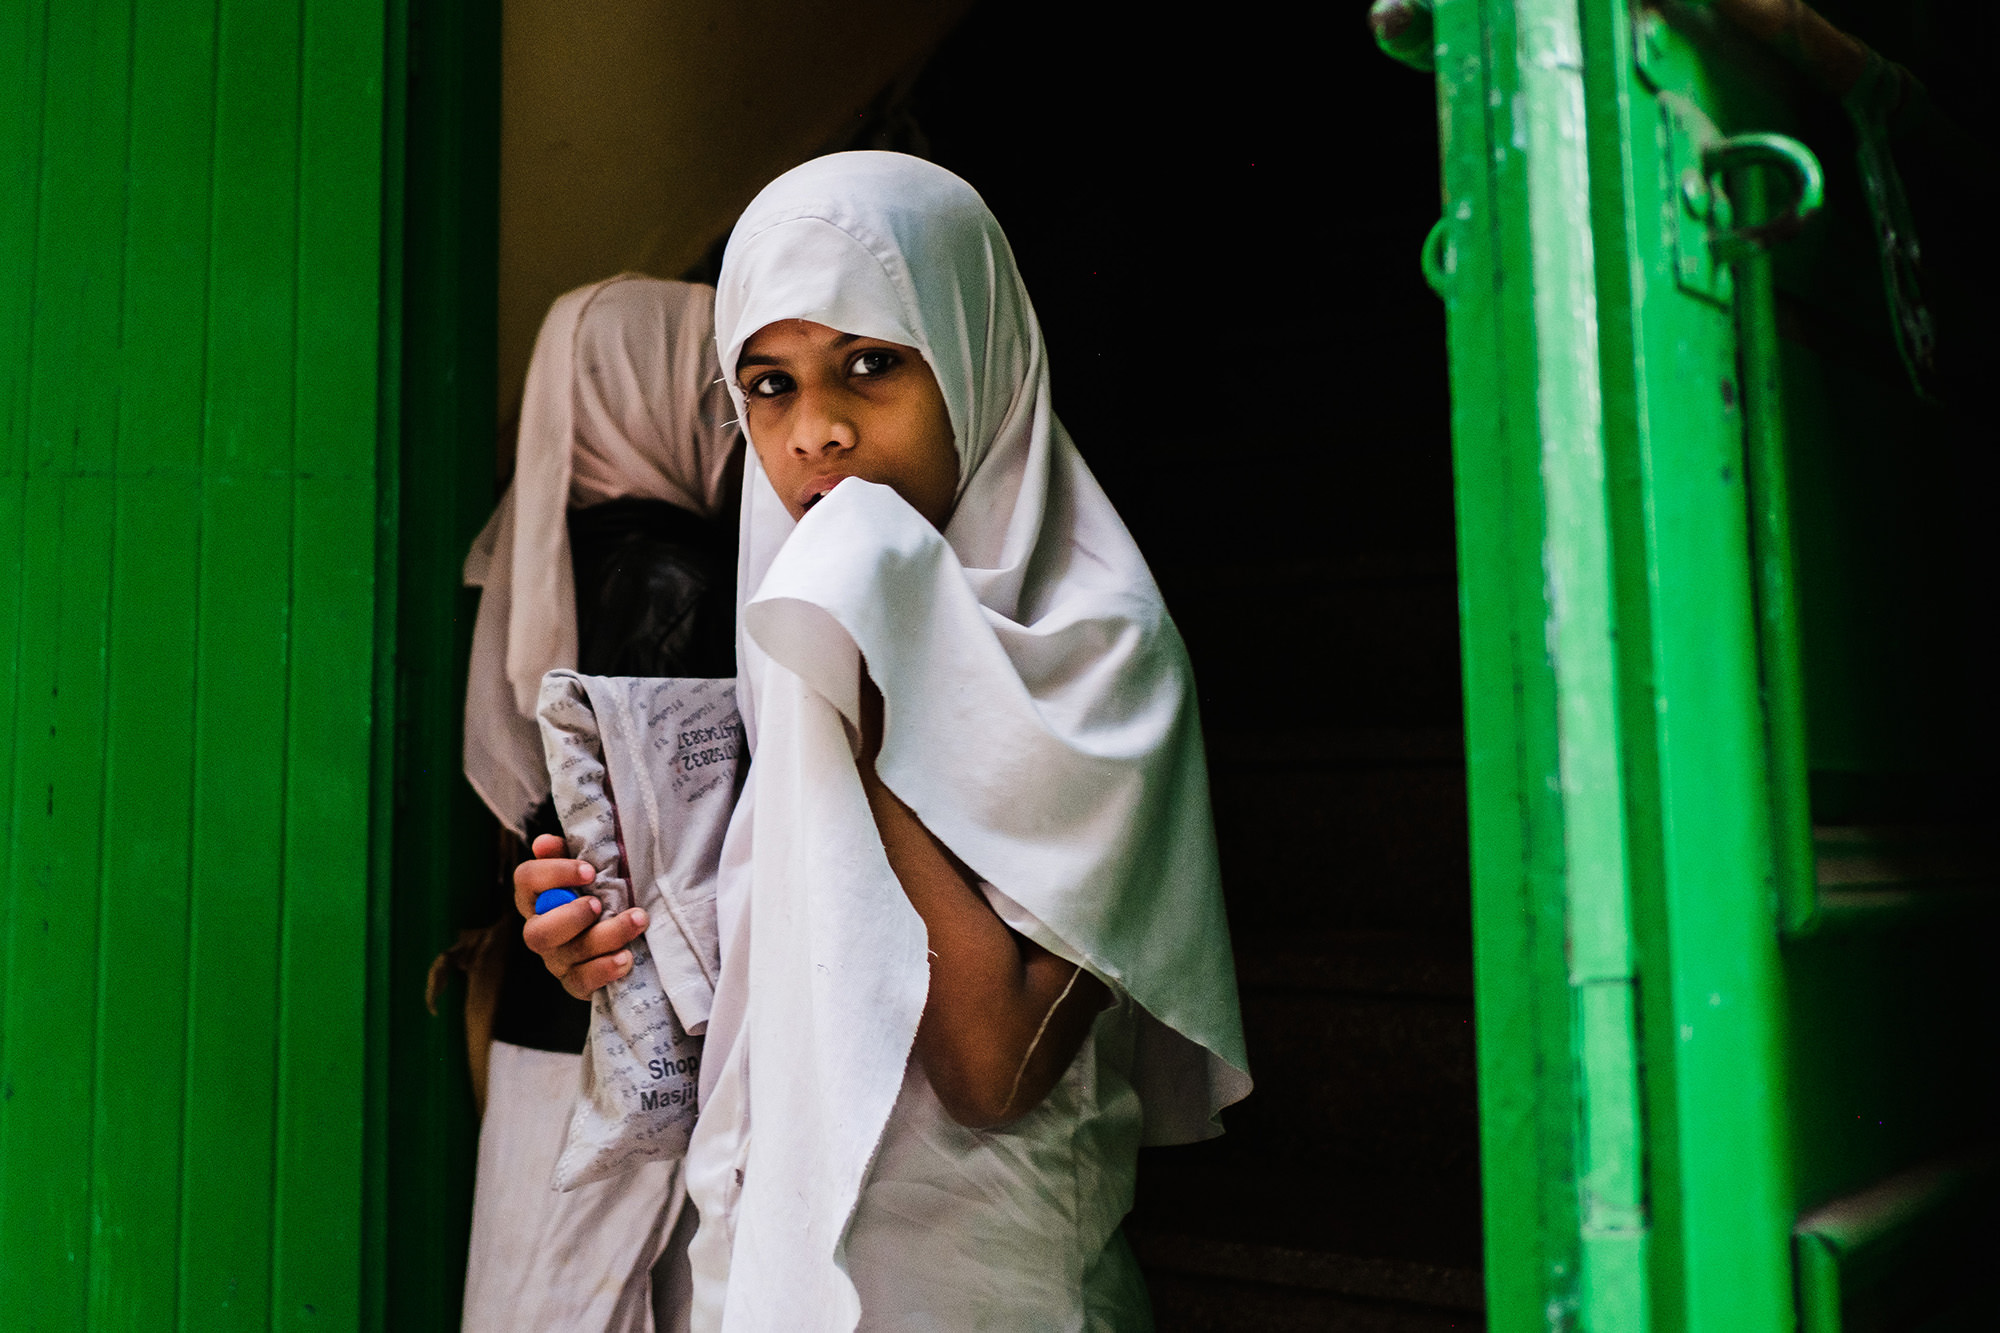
[798,474,849,512]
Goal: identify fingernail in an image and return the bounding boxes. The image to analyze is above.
[617,953,633,975]
[587,897,603,914]
[630,909,648,928]
[577,863,596,882]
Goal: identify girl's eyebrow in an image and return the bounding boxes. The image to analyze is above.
[737,333,862,373]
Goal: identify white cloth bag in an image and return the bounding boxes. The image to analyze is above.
[536,671,744,1189]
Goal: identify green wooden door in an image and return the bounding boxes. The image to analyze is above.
[1,2,389,1325]
[1429,0,1996,1329]
[1,1,493,1327]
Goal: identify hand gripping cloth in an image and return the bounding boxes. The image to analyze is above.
[685,152,1251,1331]
[536,671,745,1189]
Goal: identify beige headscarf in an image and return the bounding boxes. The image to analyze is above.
[463,275,740,832]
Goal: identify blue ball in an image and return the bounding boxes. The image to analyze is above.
[534,888,579,915]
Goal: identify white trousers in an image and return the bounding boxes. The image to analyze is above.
[462,1041,693,1333]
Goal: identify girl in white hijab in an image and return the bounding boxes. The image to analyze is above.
[520,154,1249,1332]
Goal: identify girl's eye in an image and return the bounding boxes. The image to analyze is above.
[745,371,794,398]
[849,349,898,378]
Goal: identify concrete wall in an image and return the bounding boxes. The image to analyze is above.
[498,0,971,414]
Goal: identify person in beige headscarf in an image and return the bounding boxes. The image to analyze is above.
[464,274,742,834]
[459,274,742,1333]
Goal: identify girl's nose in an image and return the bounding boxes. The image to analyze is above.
[791,390,857,458]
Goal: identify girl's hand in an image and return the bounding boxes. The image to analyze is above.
[515,833,648,1000]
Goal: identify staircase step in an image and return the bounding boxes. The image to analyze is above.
[1130,988,1481,1265]
[1134,1234,1484,1332]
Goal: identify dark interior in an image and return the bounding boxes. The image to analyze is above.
[902,6,1483,1328]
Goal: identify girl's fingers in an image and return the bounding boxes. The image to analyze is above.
[521,893,603,952]
[513,855,597,918]
[545,908,648,975]
[561,949,634,1001]
[514,856,596,893]
[511,837,643,998]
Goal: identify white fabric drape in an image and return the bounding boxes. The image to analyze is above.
[463,275,739,832]
[686,151,1249,1332]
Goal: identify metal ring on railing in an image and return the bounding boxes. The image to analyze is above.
[1704,132,1826,257]
[1420,218,1452,299]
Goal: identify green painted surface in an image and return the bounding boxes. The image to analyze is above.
[0,0,490,1327]
[384,0,499,1324]
[1433,2,1586,1324]
[1436,2,1994,1330]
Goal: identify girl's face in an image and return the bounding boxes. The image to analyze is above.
[736,320,958,530]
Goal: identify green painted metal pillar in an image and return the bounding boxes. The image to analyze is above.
[1432,0,1606,1322]
[1434,0,1797,1327]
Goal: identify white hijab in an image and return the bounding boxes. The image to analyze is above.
[463,275,739,832]
[703,152,1249,1328]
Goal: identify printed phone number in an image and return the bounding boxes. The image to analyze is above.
[680,742,740,773]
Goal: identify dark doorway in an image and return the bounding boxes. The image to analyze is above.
[473,3,1482,1327]
[905,7,1484,1328]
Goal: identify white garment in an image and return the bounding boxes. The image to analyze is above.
[684,152,1250,1332]
[845,996,1155,1332]
[462,1041,686,1333]
[464,276,740,832]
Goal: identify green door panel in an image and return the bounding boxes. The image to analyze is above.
[1433,1,1996,1329]
[1,0,493,1327]
[1609,16,1796,1329]
[1,0,388,1324]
